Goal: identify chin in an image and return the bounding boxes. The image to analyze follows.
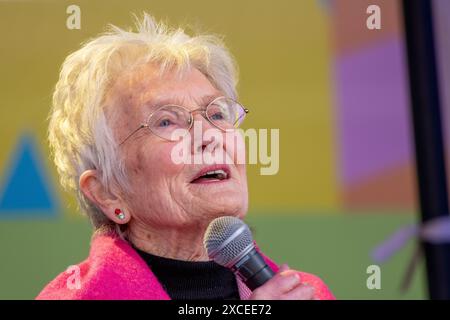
[208,200,248,220]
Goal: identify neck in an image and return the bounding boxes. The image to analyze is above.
[127,220,210,261]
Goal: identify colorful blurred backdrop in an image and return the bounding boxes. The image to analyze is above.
[4,0,447,299]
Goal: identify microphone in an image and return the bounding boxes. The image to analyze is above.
[203,216,275,291]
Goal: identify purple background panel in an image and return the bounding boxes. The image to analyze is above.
[334,38,413,186]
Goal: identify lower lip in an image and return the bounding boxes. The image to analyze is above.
[190,178,230,184]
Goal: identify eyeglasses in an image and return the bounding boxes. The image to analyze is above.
[119,96,249,145]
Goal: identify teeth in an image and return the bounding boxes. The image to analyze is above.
[204,169,228,179]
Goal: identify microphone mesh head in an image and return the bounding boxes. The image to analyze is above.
[203,216,254,267]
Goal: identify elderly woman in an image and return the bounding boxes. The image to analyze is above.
[37,13,334,300]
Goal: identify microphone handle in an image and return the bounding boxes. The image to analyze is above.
[233,247,275,291]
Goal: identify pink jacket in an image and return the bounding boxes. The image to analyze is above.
[36,231,335,300]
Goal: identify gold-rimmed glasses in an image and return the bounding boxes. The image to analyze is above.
[119,96,249,145]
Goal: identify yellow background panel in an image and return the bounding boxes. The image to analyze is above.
[0,0,339,215]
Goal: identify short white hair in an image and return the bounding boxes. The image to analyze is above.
[48,12,239,230]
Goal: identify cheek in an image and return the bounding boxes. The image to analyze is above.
[223,133,248,186]
[238,164,248,191]
[224,131,247,165]
[236,135,247,164]
[129,141,183,185]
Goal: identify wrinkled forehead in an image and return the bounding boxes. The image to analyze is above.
[104,64,222,132]
[111,64,221,115]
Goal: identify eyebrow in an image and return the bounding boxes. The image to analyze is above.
[143,94,223,111]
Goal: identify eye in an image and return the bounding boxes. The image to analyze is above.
[208,104,229,122]
[210,112,225,120]
[158,118,173,127]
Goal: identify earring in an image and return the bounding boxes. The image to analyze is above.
[115,208,125,220]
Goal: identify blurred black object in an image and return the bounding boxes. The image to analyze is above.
[403,0,450,299]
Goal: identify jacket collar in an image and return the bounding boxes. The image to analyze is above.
[37,230,279,300]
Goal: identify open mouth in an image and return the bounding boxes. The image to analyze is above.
[190,167,230,184]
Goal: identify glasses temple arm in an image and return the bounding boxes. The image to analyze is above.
[118,124,146,146]
[232,108,249,126]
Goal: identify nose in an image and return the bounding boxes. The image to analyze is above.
[190,112,223,154]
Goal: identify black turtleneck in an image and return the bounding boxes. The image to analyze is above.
[134,247,240,300]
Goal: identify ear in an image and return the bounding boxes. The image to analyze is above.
[79,170,131,224]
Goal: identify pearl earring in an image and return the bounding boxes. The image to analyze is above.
[115,208,125,220]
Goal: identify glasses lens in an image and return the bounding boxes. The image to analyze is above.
[148,105,190,140]
[207,98,247,130]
